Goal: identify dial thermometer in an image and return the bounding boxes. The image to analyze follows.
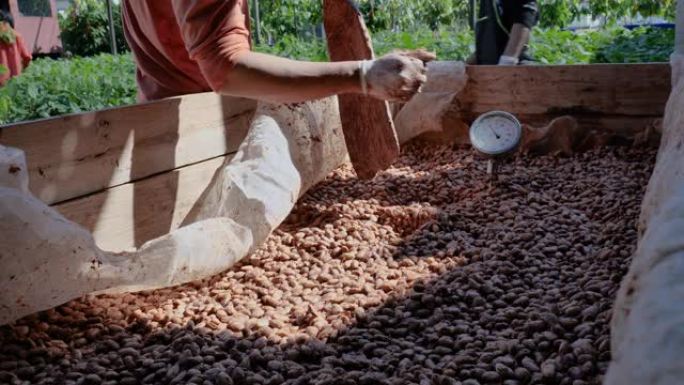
[469,111,522,182]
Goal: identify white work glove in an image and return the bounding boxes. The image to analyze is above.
[498,55,520,66]
[360,49,436,102]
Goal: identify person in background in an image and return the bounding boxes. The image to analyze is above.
[121,0,434,104]
[469,0,539,65]
[0,8,32,84]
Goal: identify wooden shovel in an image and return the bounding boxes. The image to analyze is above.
[323,0,400,180]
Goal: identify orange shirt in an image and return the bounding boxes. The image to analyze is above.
[0,29,32,85]
[121,0,251,101]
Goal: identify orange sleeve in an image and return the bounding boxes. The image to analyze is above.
[172,0,251,91]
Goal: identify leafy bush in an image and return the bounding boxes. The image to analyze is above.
[255,0,322,40]
[372,28,474,60]
[0,22,15,45]
[256,26,673,65]
[529,28,609,64]
[592,27,675,63]
[358,0,469,32]
[0,54,136,124]
[530,27,674,64]
[59,0,128,57]
[251,0,676,38]
[254,34,327,62]
[254,28,475,62]
[17,0,51,17]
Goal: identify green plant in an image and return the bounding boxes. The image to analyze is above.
[254,34,328,61]
[584,0,676,23]
[0,22,15,45]
[357,0,469,32]
[528,28,600,64]
[251,0,677,39]
[372,28,474,60]
[0,54,136,124]
[591,26,674,63]
[59,0,128,57]
[17,0,51,17]
[253,25,673,65]
[255,0,322,40]
[538,0,582,28]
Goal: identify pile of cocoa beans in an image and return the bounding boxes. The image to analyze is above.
[0,143,656,385]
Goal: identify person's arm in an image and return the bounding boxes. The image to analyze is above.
[499,0,538,65]
[171,0,432,104]
[500,23,531,61]
[220,50,433,104]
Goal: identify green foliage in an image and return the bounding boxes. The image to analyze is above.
[17,0,51,17]
[255,0,322,40]
[255,26,673,65]
[254,34,327,61]
[591,26,675,63]
[251,0,677,37]
[251,0,471,39]
[358,0,469,32]
[526,27,673,64]
[372,28,474,60]
[529,28,608,64]
[0,22,16,45]
[538,0,582,28]
[58,0,128,57]
[583,0,676,23]
[537,0,676,28]
[0,54,136,124]
[254,28,475,62]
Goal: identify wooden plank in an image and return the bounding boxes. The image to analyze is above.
[431,113,662,146]
[54,155,231,252]
[0,93,256,205]
[458,63,670,118]
[425,63,670,145]
[0,63,668,204]
[323,0,399,179]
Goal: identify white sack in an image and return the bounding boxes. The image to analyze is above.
[605,53,684,385]
[0,98,347,325]
[0,145,29,193]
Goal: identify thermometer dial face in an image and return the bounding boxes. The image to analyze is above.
[469,111,522,156]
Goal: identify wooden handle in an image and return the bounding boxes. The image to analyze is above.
[323,0,400,179]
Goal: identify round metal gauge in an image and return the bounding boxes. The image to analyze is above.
[469,111,522,157]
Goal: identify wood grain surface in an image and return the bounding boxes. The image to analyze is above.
[323,0,399,179]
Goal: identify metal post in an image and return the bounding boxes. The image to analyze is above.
[253,0,261,45]
[106,0,117,55]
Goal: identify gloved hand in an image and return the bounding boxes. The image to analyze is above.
[498,55,520,66]
[361,49,436,102]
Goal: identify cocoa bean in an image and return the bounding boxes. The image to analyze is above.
[0,144,656,385]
